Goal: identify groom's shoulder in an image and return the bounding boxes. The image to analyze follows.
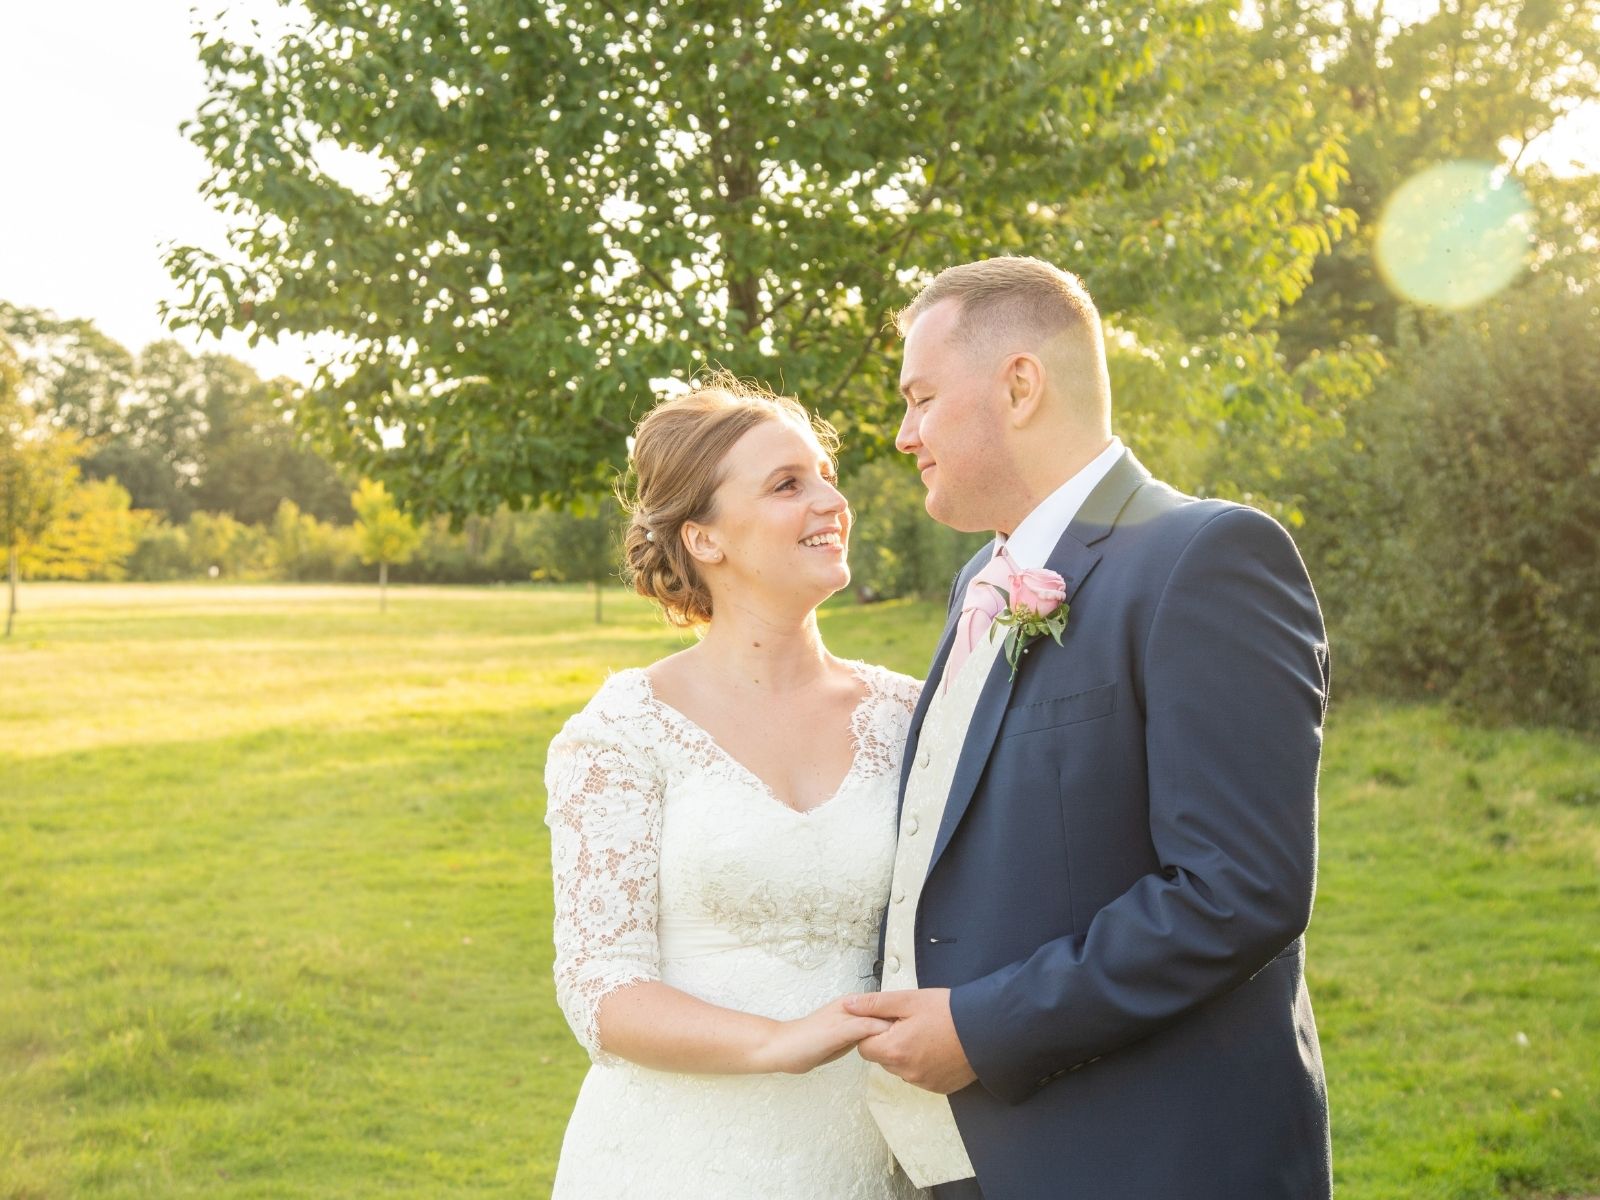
[1121,477,1298,562]
[1121,474,1231,535]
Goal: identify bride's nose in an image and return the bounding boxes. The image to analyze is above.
[814,479,847,513]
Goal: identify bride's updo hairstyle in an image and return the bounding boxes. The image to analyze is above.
[620,372,840,627]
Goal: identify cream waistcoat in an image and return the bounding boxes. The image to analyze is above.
[865,626,1006,1187]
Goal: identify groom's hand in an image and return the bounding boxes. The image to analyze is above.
[846,988,977,1095]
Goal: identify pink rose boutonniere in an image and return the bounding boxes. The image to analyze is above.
[989,565,1070,679]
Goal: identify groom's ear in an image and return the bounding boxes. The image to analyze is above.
[1004,352,1046,427]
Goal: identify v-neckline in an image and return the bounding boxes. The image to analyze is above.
[633,662,875,818]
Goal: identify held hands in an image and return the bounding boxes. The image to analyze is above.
[760,997,893,1075]
[845,988,978,1095]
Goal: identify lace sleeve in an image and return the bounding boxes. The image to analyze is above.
[544,684,664,1064]
[884,668,926,716]
[851,664,926,777]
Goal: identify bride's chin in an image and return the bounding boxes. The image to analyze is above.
[793,569,851,612]
[817,561,851,594]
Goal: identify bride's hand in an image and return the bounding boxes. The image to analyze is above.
[759,997,893,1075]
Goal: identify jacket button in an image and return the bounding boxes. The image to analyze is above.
[917,749,930,769]
[886,955,901,974]
[905,816,920,835]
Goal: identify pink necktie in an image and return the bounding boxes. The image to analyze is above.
[942,548,1016,693]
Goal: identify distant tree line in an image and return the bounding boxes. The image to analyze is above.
[0,307,623,608]
[0,304,351,526]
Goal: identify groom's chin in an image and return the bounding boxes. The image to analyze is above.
[925,495,987,535]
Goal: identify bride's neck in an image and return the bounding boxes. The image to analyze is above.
[693,606,832,693]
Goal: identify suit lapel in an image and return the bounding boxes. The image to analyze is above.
[1062,450,1151,552]
[925,450,1151,876]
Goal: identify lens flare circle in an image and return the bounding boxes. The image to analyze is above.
[1375,161,1533,310]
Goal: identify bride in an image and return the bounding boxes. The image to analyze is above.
[544,375,926,1198]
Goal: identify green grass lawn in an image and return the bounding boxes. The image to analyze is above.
[2,582,1596,1198]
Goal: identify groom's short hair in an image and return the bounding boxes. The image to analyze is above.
[895,255,1103,357]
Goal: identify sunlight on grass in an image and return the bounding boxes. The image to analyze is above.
[2,583,1596,1198]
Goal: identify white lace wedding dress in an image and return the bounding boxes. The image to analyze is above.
[544,662,928,1199]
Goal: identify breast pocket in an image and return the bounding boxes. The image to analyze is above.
[1001,682,1116,739]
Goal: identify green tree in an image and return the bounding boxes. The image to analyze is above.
[0,307,187,514]
[269,498,311,579]
[0,306,354,525]
[19,477,147,581]
[126,339,211,505]
[1271,0,1600,357]
[0,303,135,441]
[169,2,1351,518]
[188,352,355,525]
[1,342,83,635]
[352,479,420,611]
[528,499,623,623]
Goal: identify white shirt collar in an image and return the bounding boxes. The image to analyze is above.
[994,437,1124,569]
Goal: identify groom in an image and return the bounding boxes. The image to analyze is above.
[847,257,1332,1199]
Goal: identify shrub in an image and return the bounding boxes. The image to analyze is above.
[126,521,193,582]
[185,511,275,579]
[1310,276,1600,730]
[269,500,361,581]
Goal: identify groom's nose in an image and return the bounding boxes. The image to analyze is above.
[894,408,919,454]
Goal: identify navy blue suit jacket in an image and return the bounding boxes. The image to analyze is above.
[898,451,1332,1199]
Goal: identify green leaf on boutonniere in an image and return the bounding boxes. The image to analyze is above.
[989,601,1071,680]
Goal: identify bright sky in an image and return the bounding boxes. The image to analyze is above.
[0,2,1593,386]
[0,0,330,382]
